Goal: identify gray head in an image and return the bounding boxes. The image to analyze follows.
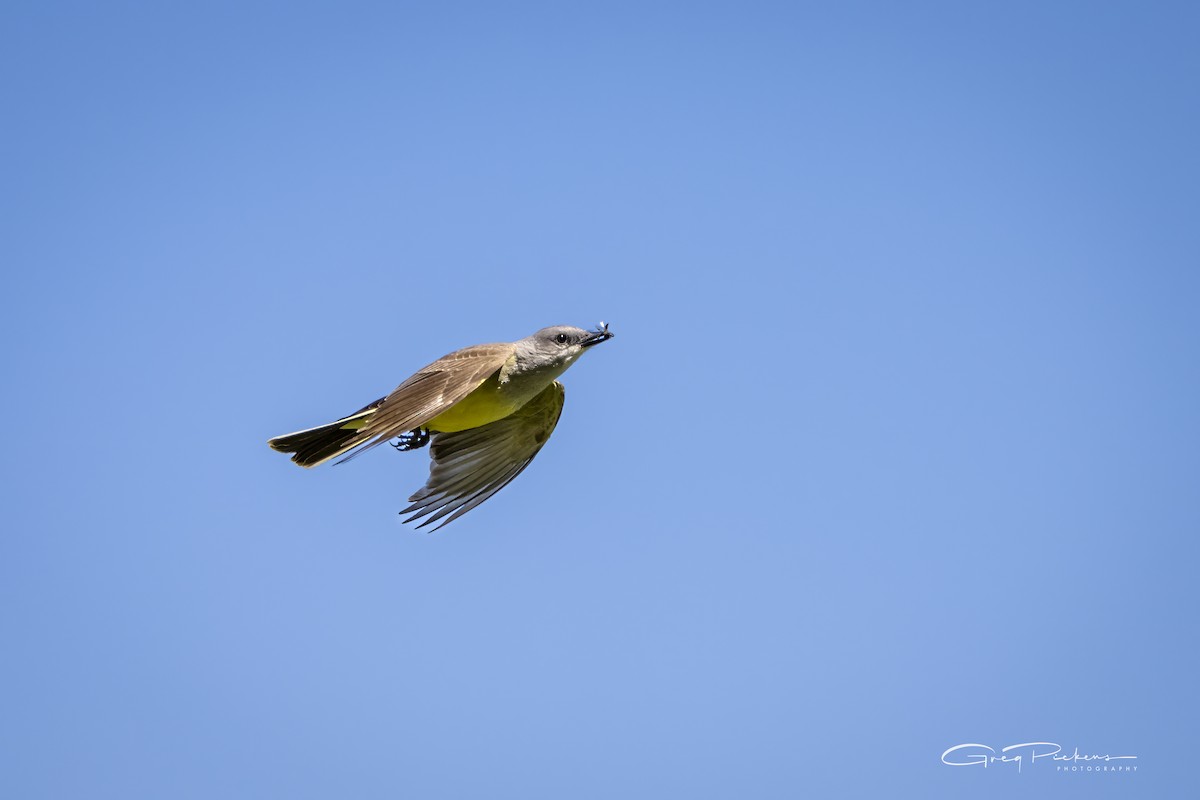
[513,323,614,373]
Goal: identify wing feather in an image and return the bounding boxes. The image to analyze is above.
[402,381,566,530]
[337,343,515,463]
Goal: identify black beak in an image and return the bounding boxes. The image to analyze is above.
[581,323,614,348]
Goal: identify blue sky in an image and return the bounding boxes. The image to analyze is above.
[2,2,1197,797]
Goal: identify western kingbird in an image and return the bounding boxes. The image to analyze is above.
[269,323,614,530]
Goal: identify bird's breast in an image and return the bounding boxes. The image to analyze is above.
[426,371,554,432]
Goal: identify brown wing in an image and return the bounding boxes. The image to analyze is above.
[339,342,516,463]
[401,381,566,530]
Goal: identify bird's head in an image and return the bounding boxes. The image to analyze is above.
[517,323,614,371]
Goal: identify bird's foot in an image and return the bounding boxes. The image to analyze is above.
[391,428,431,451]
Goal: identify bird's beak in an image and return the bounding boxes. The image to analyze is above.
[581,324,614,348]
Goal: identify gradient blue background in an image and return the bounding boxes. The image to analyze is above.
[2,2,1197,797]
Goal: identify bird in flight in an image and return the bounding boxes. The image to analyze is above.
[269,323,614,530]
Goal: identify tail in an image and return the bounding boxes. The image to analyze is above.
[268,397,385,468]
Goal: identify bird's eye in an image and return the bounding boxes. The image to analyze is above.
[555,333,570,344]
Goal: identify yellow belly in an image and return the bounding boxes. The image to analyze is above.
[425,375,522,432]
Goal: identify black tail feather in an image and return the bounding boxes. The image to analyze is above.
[269,396,386,468]
[269,423,364,467]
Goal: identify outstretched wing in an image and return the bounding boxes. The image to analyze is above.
[340,343,516,463]
[402,381,566,530]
